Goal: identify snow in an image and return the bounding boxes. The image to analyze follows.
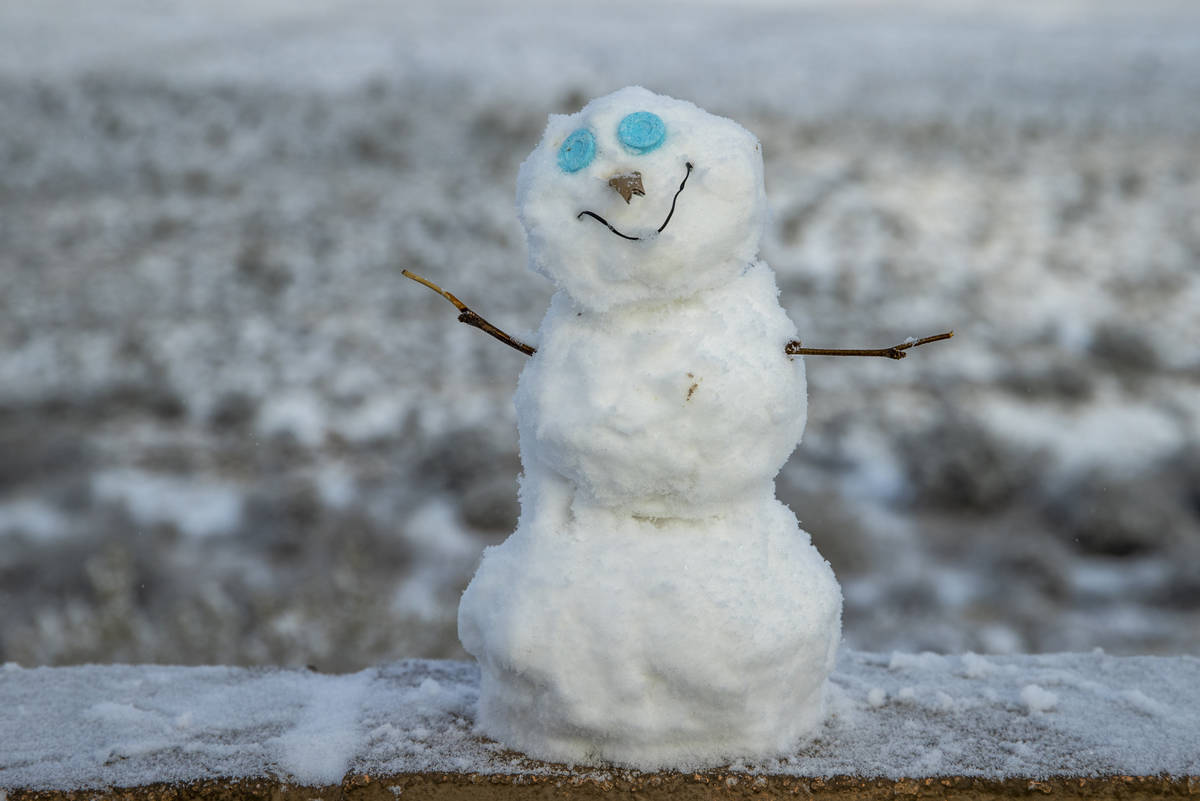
[272,670,372,784]
[978,392,1183,481]
[516,88,768,312]
[513,264,807,518]
[1019,684,1059,714]
[461,499,841,769]
[1,0,1199,672]
[2,651,1198,791]
[91,470,243,539]
[0,500,70,544]
[255,392,328,448]
[458,88,840,768]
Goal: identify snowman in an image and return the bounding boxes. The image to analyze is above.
[408,87,948,768]
[439,87,841,770]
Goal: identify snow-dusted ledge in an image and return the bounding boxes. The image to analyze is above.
[2,651,1197,799]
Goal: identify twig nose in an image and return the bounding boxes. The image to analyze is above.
[608,171,645,204]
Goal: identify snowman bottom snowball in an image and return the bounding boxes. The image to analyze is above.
[455,86,843,769]
[459,498,842,769]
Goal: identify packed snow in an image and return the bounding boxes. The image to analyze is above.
[2,651,1198,790]
[456,87,840,768]
[1,0,1199,672]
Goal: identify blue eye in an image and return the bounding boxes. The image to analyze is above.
[617,111,666,154]
[557,128,596,173]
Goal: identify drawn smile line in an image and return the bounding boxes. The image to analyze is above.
[576,162,694,241]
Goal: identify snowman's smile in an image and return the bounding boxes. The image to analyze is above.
[577,162,693,241]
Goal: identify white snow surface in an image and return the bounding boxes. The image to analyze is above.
[458,88,840,768]
[2,651,1198,790]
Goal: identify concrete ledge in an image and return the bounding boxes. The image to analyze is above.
[7,774,1199,801]
[2,652,1198,797]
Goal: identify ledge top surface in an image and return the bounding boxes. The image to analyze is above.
[2,650,1198,791]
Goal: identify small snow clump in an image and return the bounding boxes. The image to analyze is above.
[1020,683,1059,714]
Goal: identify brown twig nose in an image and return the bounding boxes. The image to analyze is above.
[608,171,645,204]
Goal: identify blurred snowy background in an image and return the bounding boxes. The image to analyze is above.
[1,0,1198,670]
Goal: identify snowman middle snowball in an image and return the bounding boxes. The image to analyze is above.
[458,86,842,770]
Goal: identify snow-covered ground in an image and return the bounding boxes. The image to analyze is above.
[1,1,1198,669]
[2,651,1198,788]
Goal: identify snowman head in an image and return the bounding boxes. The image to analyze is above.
[517,86,767,312]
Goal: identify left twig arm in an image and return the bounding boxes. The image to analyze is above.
[402,270,536,356]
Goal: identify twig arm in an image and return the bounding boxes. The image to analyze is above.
[404,269,953,362]
[402,270,536,356]
[785,330,953,359]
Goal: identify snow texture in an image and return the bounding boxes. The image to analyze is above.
[458,88,840,769]
[2,651,1198,791]
[2,0,1200,671]
[517,88,768,313]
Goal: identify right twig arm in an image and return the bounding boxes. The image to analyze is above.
[785,331,953,360]
[402,270,537,356]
